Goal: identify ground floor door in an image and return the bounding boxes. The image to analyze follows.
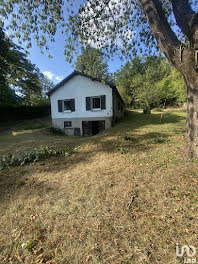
[82,120,105,136]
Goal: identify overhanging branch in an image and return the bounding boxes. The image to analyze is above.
[139,0,181,67]
[170,0,195,44]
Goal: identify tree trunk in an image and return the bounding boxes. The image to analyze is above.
[138,0,198,158]
[178,47,198,158]
[186,77,198,158]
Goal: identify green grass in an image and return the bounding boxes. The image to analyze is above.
[0,109,198,264]
[0,117,87,156]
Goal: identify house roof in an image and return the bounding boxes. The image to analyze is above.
[47,70,125,104]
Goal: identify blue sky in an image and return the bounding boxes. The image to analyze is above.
[4,0,133,85]
[3,0,156,85]
[4,1,197,86]
[10,31,125,85]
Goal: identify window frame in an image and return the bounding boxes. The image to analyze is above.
[64,121,72,128]
[63,99,72,112]
[91,96,101,110]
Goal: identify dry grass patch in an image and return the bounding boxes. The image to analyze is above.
[0,109,198,263]
[0,117,87,155]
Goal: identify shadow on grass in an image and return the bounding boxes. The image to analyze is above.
[0,117,51,133]
[0,109,186,203]
[117,110,185,128]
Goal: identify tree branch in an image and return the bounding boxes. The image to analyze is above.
[139,0,181,68]
[170,0,195,44]
[191,13,198,48]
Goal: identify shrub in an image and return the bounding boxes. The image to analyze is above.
[0,146,72,170]
[49,127,65,135]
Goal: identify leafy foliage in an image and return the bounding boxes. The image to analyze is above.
[75,46,109,79]
[1,0,196,62]
[0,86,19,106]
[39,72,55,97]
[0,0,154,61]
[0,27,41,104]
[28,94,50,106]
[27,73,54,106]
[115,57,144,106]
[0,27,53,106]
[0,146,72,170]
[157,67,186,105]
[116,56,186,112]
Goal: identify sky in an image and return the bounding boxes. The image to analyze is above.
[4,0,136,85]
[4,0,198,86]
[8,29,125,85]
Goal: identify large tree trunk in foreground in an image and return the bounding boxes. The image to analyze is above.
[185,75,198,158]
[179,48,198,158]
[139,0,198,158]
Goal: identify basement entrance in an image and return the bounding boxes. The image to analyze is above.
[82,120,105,136]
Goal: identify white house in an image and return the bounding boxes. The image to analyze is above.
[48,71,125,136]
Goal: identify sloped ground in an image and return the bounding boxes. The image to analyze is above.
[0,109,198,264]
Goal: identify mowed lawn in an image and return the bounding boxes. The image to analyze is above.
[0,109,198,264]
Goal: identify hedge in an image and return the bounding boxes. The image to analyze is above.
[0,104,51,121]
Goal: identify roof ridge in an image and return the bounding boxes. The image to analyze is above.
[47,71,124,105]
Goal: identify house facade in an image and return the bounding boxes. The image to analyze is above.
[48,71,125,136]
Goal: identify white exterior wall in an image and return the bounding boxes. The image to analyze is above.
[50,75,113,119]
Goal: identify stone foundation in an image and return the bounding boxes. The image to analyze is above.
[52,117,112,136]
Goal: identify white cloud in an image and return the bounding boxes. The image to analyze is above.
[43,71,54,80]
[55,75,64,82]
[43,71,63,83]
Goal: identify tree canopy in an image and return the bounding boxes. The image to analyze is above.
[1,1,197,64]
[0,27,54,105]
[75,46,109,79]
[0,27,40,103]
[116,56,186,112]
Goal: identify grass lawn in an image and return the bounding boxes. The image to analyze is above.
[0,117,87,156]
[0,109,198,263]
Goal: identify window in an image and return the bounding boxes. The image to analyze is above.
[64,100,71,111]
[64,121,72,128]
[86,95,106,111]
[57,99,75,112]
[92,97,101,109]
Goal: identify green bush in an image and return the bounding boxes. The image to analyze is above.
[49,127,65,135]
[0,146,72,170]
